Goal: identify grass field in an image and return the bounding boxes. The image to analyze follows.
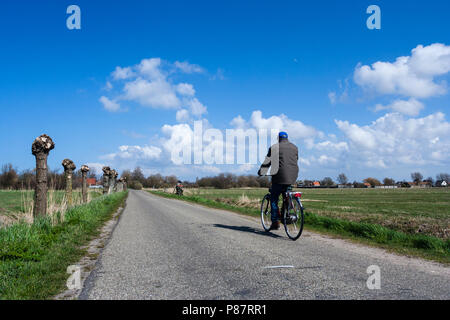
[150,187,450,263]
[0,191,128,300]
[0,190,103,227]
[181,187,450,240]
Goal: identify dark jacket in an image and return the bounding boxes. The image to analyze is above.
[258,138,299,185]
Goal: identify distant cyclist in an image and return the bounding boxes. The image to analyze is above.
[174,180,184,196]
[258,132,299,230]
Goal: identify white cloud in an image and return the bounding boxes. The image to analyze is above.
[176,83,195,96]
[138,58,165,80]
[408,43,450,77]
[99,96,122,112]
[335,112,450,168]
[314,140,349,152]
[229,111,319,147]
[102,58,208,118]
[354,43,450,98]
[187,98,207,117]
[112,66,134,80]
[249,110,317,140]
[124,78,181,109]
[102,145,162,162]
[317,155,338,166]
[176,109,190,122]
[174,61,205,74]
[237,164,255,173]
[299,157,311,166]
[85,163,105,175]
[230,115,246,129]
[374,98,424,116]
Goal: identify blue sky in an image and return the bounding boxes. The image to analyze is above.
[0,0,449,182]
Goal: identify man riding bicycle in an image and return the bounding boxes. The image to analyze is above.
[258,132,299,231]
[174,180,184,196]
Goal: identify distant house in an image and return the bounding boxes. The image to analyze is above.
[410,181,432,188]
[86,178,97,186]
[441,181,448,187]
[313,181,321,187]
[363,182,371,188]
[419,181,432,188]
[396,181,412,188]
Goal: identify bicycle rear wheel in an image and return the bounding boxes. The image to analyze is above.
[284,198,304,240]
[260,194,271,232]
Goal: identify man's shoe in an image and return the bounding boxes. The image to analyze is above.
[269,221,280,231]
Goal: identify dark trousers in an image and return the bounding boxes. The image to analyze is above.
[270,184,289,222]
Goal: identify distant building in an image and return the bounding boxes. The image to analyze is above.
[363,182,371,188]
[338,184,354,188]
[441,181,448,187]
[396,181,411,188]
[313,181,321,187]
[86,178,97,186]
[411,181,432,188]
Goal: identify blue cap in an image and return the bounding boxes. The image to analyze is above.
[279,131,288,139]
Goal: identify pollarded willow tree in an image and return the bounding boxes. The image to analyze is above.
[62,159,76,206]
[116,177,125,192]
[102,166,111,195]
[81,164,90,203]
[122,176,127,191]
[32,134,55,218]
[109,169,118,194]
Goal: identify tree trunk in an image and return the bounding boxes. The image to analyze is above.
[33,152,48,217]
[108,170,117,194]
[32,134,54,218]
[62,159,76,206]
[102,174,109,195]
[81,171,88,203]
[65,170,73,206]
[109,175,115,194]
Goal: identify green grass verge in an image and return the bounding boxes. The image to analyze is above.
[0,191,128,300]
[149,190,450,264]
[0,190,103,215]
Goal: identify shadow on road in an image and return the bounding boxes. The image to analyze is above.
[212,224,283,239]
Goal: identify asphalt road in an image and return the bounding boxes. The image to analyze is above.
[80,190,450,300]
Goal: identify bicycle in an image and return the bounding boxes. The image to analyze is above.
[260,186,305,240]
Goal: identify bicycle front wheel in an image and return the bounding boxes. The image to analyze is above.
[284,198,304,241]
[261,194,271,232]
